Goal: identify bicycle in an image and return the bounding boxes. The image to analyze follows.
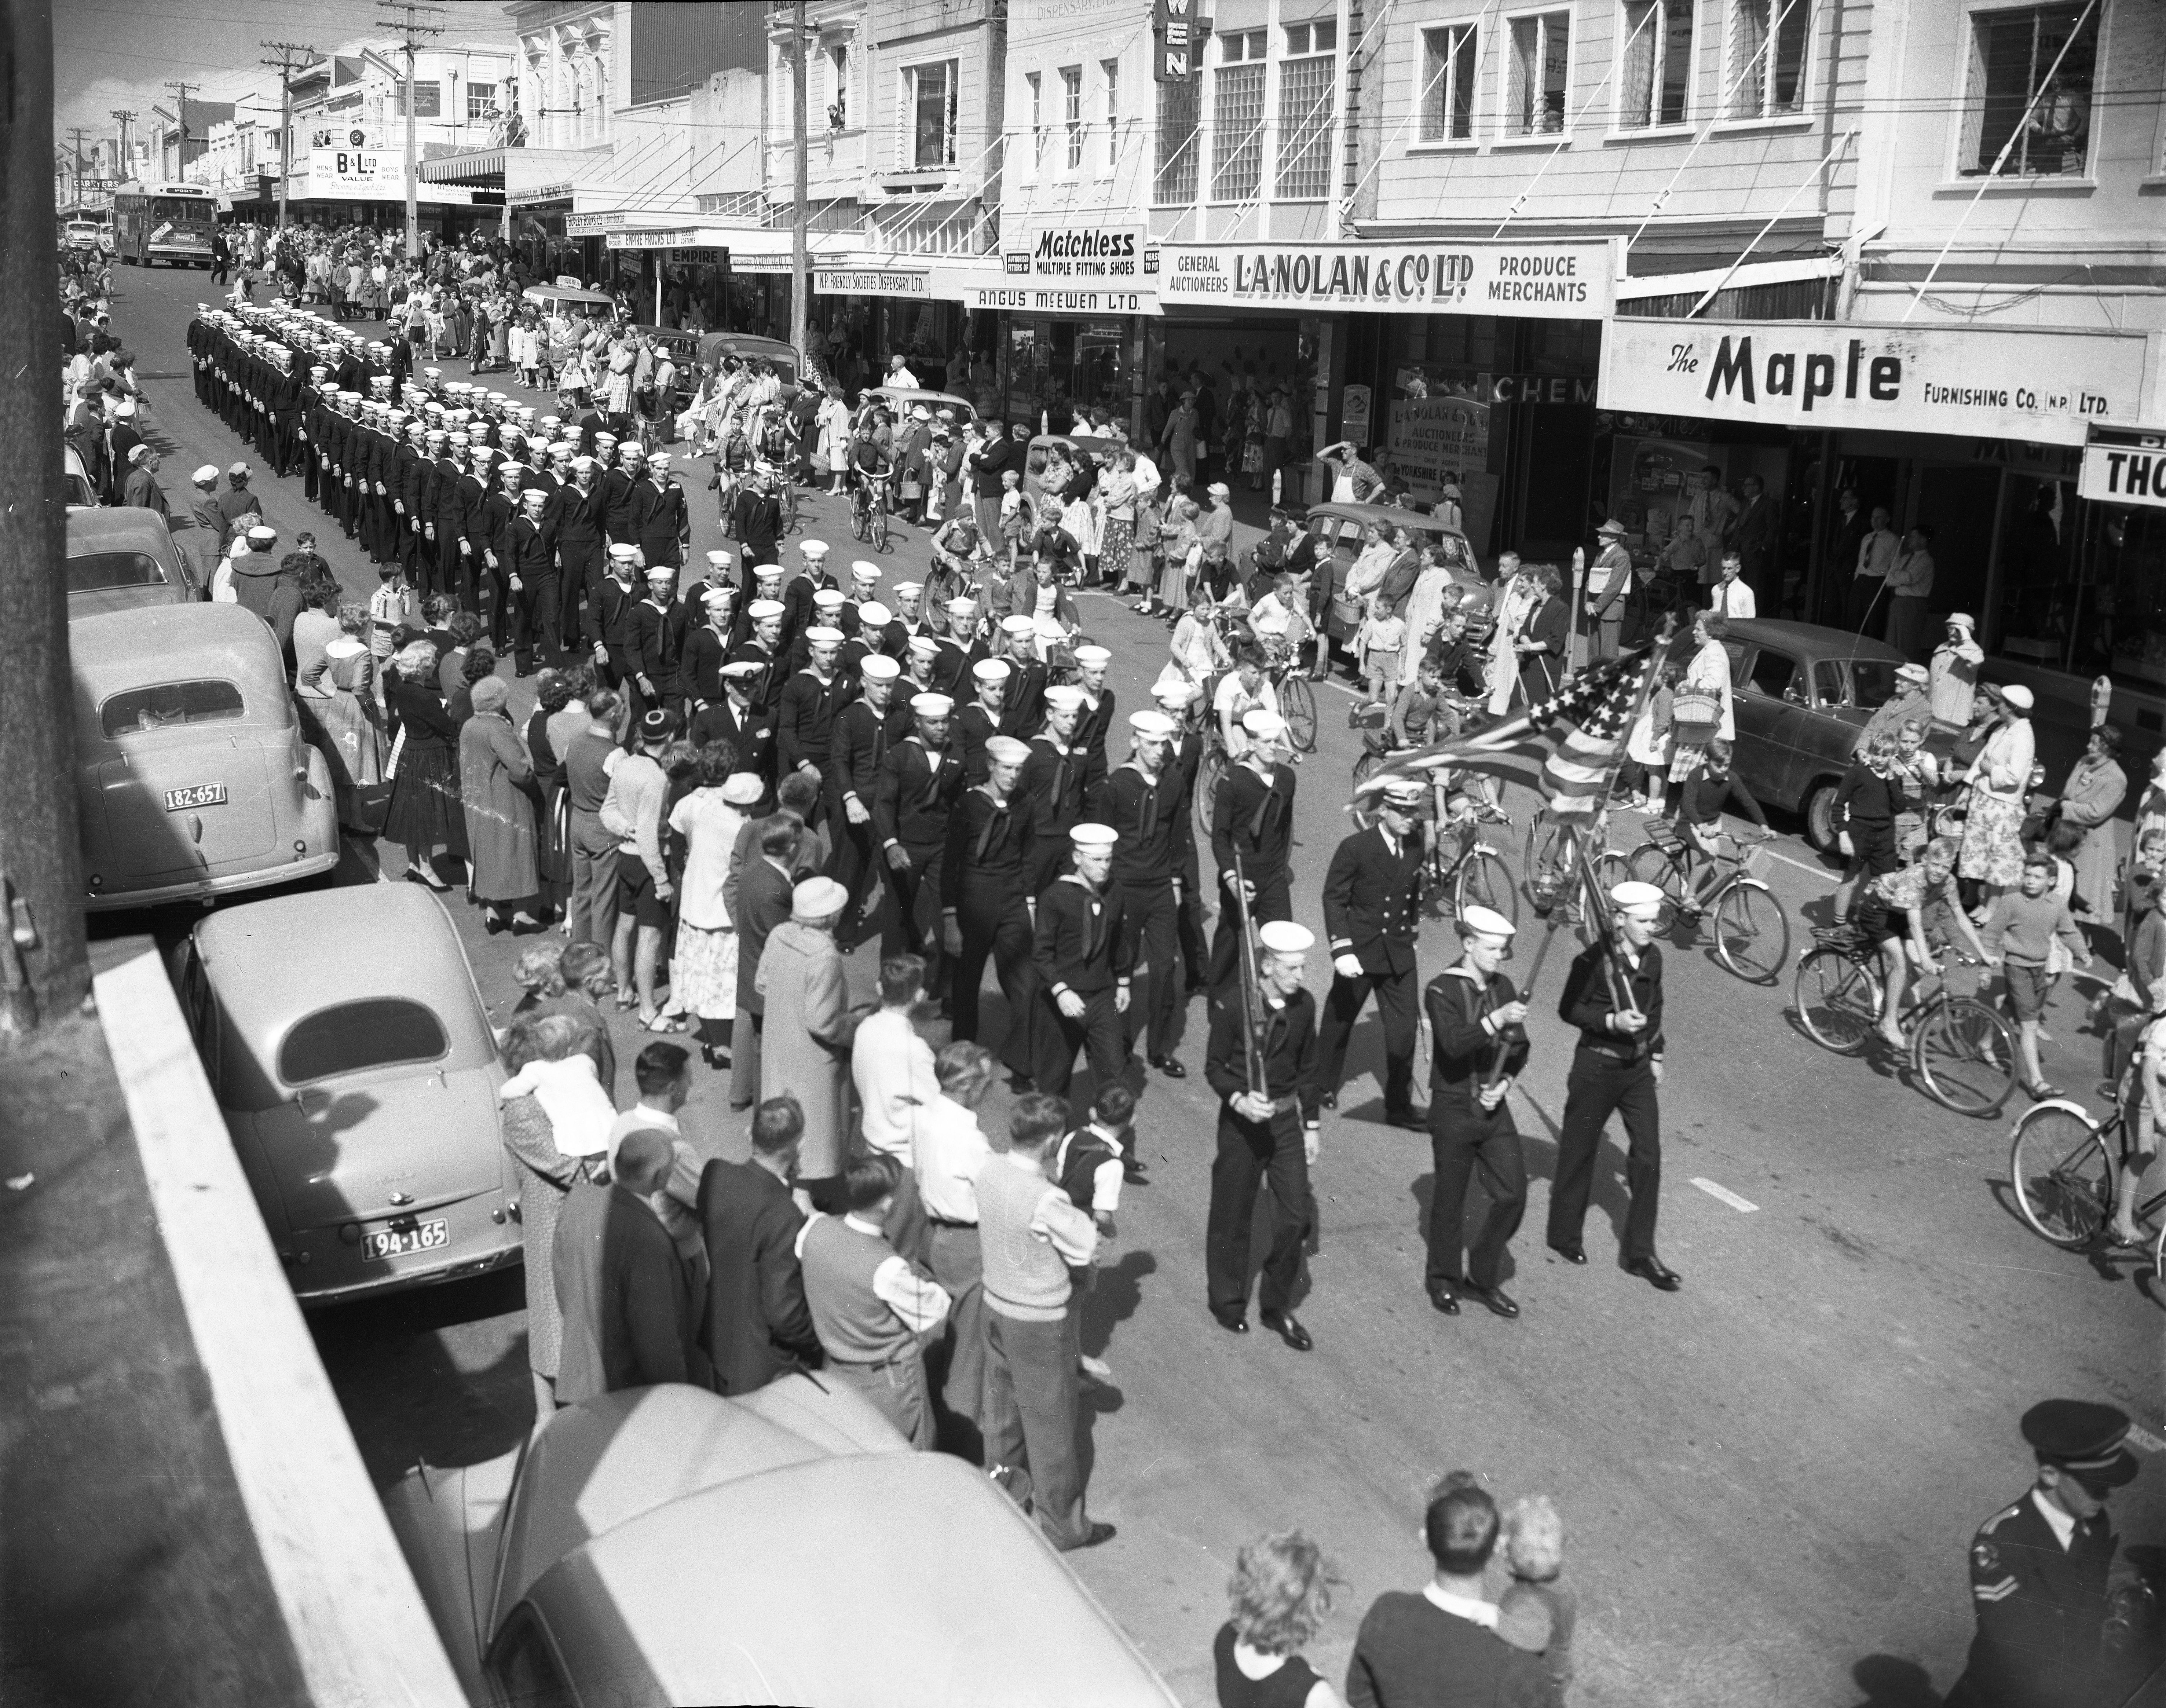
[2009,1092,2166,1276]
[754,459,798,537]
[1346,742,1518,927]
[1793,935,2015,1116]
[1624,819,1792,983]
[850,471,891,552]
[1266,648,1317,754]
[1518,818,1631,946]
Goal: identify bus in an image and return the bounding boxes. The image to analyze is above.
[111,181,215,268]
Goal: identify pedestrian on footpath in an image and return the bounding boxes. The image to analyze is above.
[1545,880,1681,1292]
[1317,776,1427,1128]
[1214,1532,1346,1708]
[696,1093,822,1397]
[551,1128,698,1404]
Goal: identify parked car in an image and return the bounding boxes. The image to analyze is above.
[521,281,616,323]
[696,330,802,401]
[172,881,517,1306]
[74,603,338,911]
[66,504,200,616]
[64,443,98,508]
[1307,500,1488,644]
[1724,618,1968,851]
[384,1381,1181,1708]
[864,385,977,430]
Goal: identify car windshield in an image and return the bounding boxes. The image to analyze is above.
[100,679,244,739]
[279,998,449,1086]
[150,198,206,224]
[1850,660,1901,710]
[69,550,168,593]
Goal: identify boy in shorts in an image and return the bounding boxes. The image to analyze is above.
[2112,983,2166,1247]
[1979,851,2092,1099]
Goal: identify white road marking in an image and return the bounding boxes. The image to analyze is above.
[1691,1177,1760,1213]
[1758,846,1840,884]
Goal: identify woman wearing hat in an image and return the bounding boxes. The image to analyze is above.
[756,876,871,1212]
[1959,681,2036,905]
[2057,725,2129,936]
[1930,614,1984,725]
[459,676,545,933]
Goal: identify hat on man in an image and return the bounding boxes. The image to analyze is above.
[813,589,846,610]
[644,565,677,585]
[1001,614,1037,638]
[1611,879,1667,919]
[912,692,954,718]
[908,634,941,657]
[700,586,733,609]
[1243,708,1289,743]
[2002,684,2035,711]
[608,542,640,562]
[1948,611,1976,632]
[1597,518,1629,537]
[2022,1399,2139,1489]
[1074,645,1111,669]
[892,580,923,600]
[985,735,1031,766]
[861,654,902,681]
[706,549,731,569]
[1895,663,1929,686]
[1069,823,1118,851]
[123,442,151,464]
[911,405,930,422]
[1045,684,1088,714]
[1457,904,1516,940]
[800,538,829,560]
[973,659,1012,685]
[852,560,882,583]
[747,598,786,621]
[720,659,769,681]
[858,602,892,628]
[721,773,766,807]
[1379,776,1427,808]
[650,451,671,469]
[1129,709,1177,739]
[1151,678,1197,708]
[191,464,219,486]
[1258,921,1315,954]
[639,707,677,742]
[949,597,977,618]
[792,875,850,922]
[805,625,844,646]
[753,562,784,581]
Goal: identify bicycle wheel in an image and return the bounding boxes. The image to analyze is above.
[1193,743,1227,842]
[1281,673,1318,754]
[1626,843,1687,932]
[1453,846,1518,928]
[871,507,889,553]
[2009,1103,2114,1247]
[850,497,868,542]
[1711,878,1790,983]
[1792,946,1882,1054]
[1912,995,2017,1118]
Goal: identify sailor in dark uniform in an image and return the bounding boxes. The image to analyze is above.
[1102,708,1188,1078]
[1071,644,1115,811]
[1317,775,1428,1128]
[944,734,1038,1085]
[995,613,1049,739]
[1016,685,1091,899]
[956,658,1010,785]
[1209,709,1298,1006]
[1421,904,1530,1319]
[1948,1399,2143,1708]
[827,652,902,951]
[1031,823,1134,1101]
[875,690,966,986]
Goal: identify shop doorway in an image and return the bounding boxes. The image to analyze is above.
[1909,464,2002,644]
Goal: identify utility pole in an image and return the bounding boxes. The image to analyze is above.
[164,80,196,180]
[1,0,87,1032]
[376,1,444,259]
[110,109,133,188]
[790,0,808,372]
[259,42,317,230]
[64,127,87,206]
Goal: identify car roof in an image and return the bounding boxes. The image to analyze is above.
[699,332,797,362]
[192,884,486,1075]
[538,1452,1179,1706]
[523,284,614,306]
[1034,433,1119,454]
[70,603,287,703]
[65,505,184,560]
[1726,618,1909,666]
[867,386,973,411]
[1308,500,1468,539]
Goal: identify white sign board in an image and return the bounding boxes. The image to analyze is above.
[1601,319,2143,447]
[2080,425,2166,511]
[1000,219,1158,312]
[1157,239,1616,318]
[308,148,404,194]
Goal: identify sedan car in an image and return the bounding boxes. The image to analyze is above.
[864,384,977,429]
[66,504,200,616]
[172,882,517,1306]
[385,1381,1181,1708]
[696,330,801,399]
[64,443,97,509]
[1723,618,1966,850]
[74,603,338,910]
[1307,500,1489,643]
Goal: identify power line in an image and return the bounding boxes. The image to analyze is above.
[376,0,444,254]
[261,40,317,230]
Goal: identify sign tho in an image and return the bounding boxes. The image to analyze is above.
[1601,319,2144,446]
[1155,0,1201,81]
[2081,424,2166,511]
[1155,239,1616,319]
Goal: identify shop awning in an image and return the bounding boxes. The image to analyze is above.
[418,145,611,194]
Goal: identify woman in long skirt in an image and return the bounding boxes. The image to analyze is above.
[382,640,462,889]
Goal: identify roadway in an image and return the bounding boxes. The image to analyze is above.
[94,259,2164,1707]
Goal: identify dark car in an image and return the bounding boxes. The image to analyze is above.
[629,325,702,410]
[1723,618,1967,851]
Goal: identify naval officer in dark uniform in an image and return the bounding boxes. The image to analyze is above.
[1545,878,1680,1290]
[1947,1399,2143,1708]
[1317,773,1428,1127]
[1422,904,1530,1319]
[1203,919,1322,1350]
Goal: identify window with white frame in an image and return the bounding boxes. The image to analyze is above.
[1213,31,1268,201]
[1155,73,1200,204]
[1958,2,2098,176]
[1027,70,1044,170]
[828,41,851,129]
[1726,0,1807,117]
[901,59,958,169]
[1419,24,1478,142]
[1506,11,1572,135]
[467,82,497,122]
[1102,57,1121,171]
[1062,64,1083,169]
[1617,0,1694,129]
[1276,19,1336,198]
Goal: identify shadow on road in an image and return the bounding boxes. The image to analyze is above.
[1844,1654,1940,1708]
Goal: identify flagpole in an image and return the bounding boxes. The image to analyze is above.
[1482,915,1558,1093]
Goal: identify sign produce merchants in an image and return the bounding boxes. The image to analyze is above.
[1157,240,1616,319]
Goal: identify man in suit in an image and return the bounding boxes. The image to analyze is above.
[728,814,805,1111]
[1727,472,1776,607]
[1344,1481,1550,1707]
[697,1094,823,1396]
[1316,777,1428,1127]
[1946,1399,2140,1708]
[552,1129,698,1405]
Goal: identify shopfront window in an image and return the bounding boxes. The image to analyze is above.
[1005,317,1131,435]
[2086,504,2166,687]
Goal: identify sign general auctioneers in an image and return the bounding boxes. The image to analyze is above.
[1154,239,1617,319]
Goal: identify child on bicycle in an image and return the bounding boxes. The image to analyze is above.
[1979,850,2093,1101]
[2110,979,2166,1247]
[1857,835,1995,1053]
[1672,739,1774,918]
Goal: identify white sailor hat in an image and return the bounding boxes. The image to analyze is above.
[1000,614,1037,637]
[520,487,548,503]
[860,654,902,681]
[911,692,954,718]
[1456,904,1516,940]
[972,659,1012,684]
[644,564,677,584]
[1243,708,1290,742]
[907,634,941,656]
[700,586,733,608]
[649,451,671,467]
[1379,776,1426,807]
[753,562,784,580]
[1151,679,1197,707]
[1257,920,1315,954]
[1129,709,1177,738]
[619,439,646,457]
[1074,645,1111,669]
[851,560,882,582]
[748,598,786,620]
[892,580,923,599]
[948,596,978,617]
[985,735,1031,765]
[805,625,844,645]
[1045,684,1088,714]
[594,431,617,446]
[571,454,597,471]
[813,588,846,609]
[1069,823,1118,850]
[608,542,641,561]
[705,549,731,568]
[858,601,893,628]
[799,538,829,559]
[1610,879,1668,919]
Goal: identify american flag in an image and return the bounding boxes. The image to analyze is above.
[1354,646,1664,816]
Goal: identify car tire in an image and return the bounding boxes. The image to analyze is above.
[1803,779,1839,853]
